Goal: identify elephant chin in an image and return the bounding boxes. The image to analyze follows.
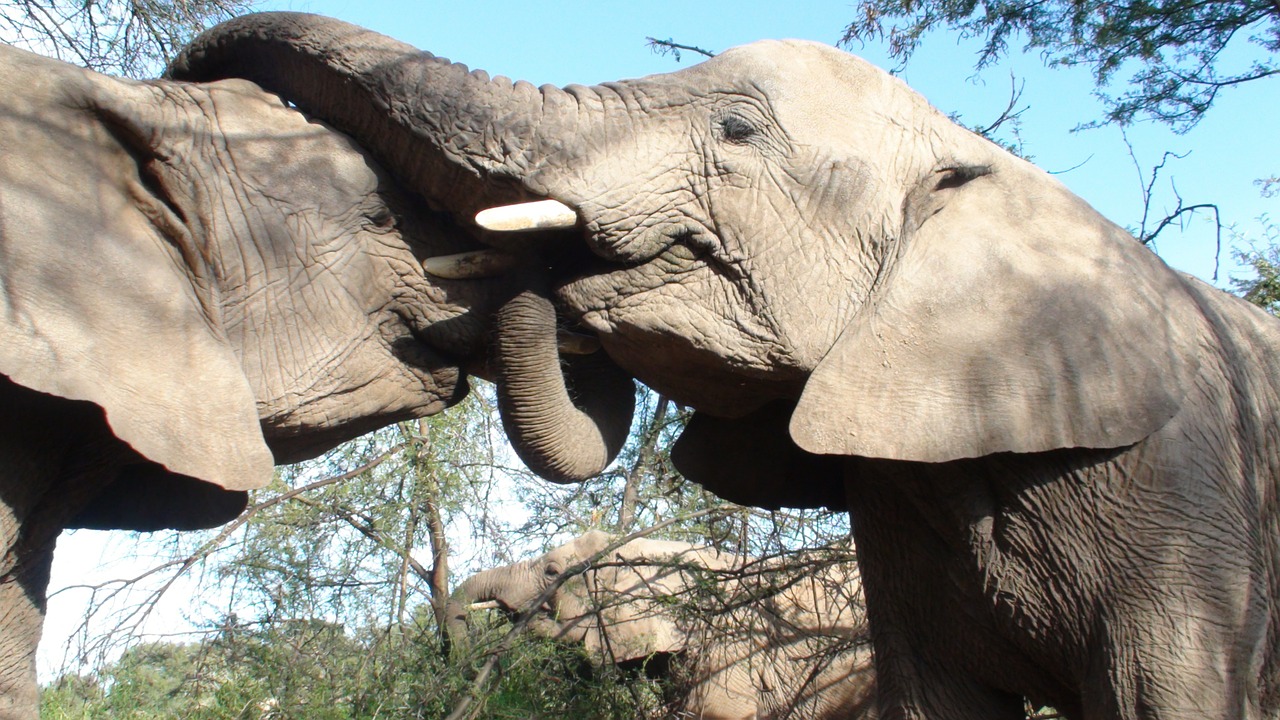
[492,271,636,484]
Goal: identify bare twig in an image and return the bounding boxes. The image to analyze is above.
[976,73,1028,138]
[646,37,717,61]
[49,445,404,665]
[617,396,670,533]
[1123,130,1224,278]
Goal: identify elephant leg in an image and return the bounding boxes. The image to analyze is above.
[0,543,54,719]
[845,465,1030,720]
[0,383,126,717]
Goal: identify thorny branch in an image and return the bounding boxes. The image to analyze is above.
[1,0,252,78]
[1124,130,1224,277]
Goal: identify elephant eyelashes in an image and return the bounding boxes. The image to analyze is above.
[717,113,759,145]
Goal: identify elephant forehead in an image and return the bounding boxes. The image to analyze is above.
[700,40,939,161]
[203,80,383,200]
[712,39,907,106]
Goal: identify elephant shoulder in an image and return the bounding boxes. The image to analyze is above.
[1174,275,1280,427]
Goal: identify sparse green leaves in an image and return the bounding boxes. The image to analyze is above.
[840,0,1279,130]
[1233,225,1280,315]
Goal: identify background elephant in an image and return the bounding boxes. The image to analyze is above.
[446,530,875,720]
[174,13,1280,719]
[0,39,519,715]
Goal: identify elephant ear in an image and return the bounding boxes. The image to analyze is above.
[672,401,846,509]
[790,161,1199,462]
[582,554,692,664]
[0,244,273,490]
[0,134,273,491]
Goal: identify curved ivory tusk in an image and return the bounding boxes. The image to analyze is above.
[557,330,602,356]
[469,600,501,611]
[422,249,517,279]
[475,199,578,232]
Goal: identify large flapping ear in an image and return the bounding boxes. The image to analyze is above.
[672,400,846,509]
[0,68,274,491]
[0,230,274,490]
[790,160,1199,462]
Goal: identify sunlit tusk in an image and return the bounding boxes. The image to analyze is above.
[470,600,501,611]
[475,199,578,232]
[422,249,517,279]
[557,330,601,356]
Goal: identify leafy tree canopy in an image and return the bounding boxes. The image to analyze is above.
[841,0,1280,130]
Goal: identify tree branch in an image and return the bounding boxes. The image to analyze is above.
[646,37,717,60]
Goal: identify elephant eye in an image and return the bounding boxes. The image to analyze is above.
[717,113,758,144]
[544,563,561,577]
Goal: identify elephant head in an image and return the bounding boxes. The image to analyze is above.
[0,39,515,531]
[445,531,718,665]
[446,531,876,720]
[167,14,1196,508]
[167,13,638,485]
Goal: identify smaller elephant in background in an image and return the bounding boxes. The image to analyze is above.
[446,530,876,719]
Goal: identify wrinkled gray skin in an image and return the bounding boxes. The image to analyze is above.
[0,41,509,717]
[446,531,876,720]
[169,13,1280,719]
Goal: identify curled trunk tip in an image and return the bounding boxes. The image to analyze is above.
[494,274,635,483]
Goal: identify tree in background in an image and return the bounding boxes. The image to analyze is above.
[0,0,252,77]
[40,381,852,718]
[840,0,1279,130]
[1233,218,1280,315]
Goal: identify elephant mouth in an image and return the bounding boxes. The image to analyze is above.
[449,197,799,419]
[419,198,717,341]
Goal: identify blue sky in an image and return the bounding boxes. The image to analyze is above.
[258,0,1278,285]
[39,0,1277,680]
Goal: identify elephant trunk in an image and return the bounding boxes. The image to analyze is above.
[444,564,526,653]
[495,273,635,482]
[166,12,574,216]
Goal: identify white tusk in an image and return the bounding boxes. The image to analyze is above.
[557,330,601,356]
[470,600,501,611]
[475,199,578,232]
[422,249,517,279]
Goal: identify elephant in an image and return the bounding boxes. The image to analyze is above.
[0,39,532,716]
[446,530,876,719]
[170,13,1280,719]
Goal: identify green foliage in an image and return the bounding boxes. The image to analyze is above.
[42,381,851,717]
[841,0,1279,129]
[1233,225,1280,315]
[453,618,666,720]
[40,616,662,719]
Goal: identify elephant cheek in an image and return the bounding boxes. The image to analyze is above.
[255,338,465,464]
[559,265,806,417]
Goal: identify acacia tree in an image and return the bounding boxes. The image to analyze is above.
[841,0,1279,130]
[0,0,252,77]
